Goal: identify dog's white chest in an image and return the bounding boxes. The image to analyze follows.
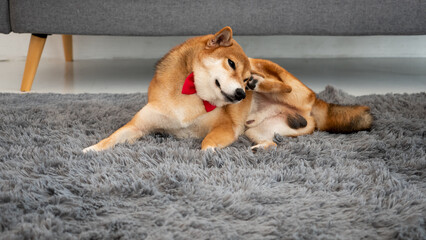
[173,110,220,138]
[164,101,220,139]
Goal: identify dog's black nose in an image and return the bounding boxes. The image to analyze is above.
[234,88,246,101]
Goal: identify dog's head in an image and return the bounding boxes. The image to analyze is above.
[193,27,251,107]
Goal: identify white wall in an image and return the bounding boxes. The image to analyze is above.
[0,33,425,61]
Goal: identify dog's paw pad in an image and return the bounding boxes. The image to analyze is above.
[246,77,258,90]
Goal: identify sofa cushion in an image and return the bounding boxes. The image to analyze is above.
[9,0,426,36]
[0,0,10,33]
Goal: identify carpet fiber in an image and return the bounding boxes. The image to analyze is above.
[0,86,425,239]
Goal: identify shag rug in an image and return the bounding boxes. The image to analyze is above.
[0,86,425,240]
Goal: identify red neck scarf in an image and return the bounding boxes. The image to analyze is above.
[181,72,216,112]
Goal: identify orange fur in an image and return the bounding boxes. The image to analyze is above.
[84,27,253,152]
[246,58,373,150]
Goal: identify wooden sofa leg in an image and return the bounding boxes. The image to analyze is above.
[62,35,73,62]
[21,34,47,92]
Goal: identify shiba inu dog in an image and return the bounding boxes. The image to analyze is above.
[83,27,254,152]
[245,58,373,151]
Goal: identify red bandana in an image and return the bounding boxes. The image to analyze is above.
[181,72,217,112]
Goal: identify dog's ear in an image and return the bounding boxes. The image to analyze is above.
[207,26,233,48]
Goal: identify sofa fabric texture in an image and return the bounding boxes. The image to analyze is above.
[9,0,426,36]
[0,0,10,33]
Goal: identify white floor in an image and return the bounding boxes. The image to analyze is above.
[0,58,425,96]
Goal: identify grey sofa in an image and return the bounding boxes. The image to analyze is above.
[1,0,425,91]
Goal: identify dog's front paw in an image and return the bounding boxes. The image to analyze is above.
[202,146,217,152]
[201,140,219,152]
[82,145,100,153]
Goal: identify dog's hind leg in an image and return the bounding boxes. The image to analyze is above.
[247,74,292,94]
[245,125,277,153]
[83,103,167,152]
[245,114,315,153]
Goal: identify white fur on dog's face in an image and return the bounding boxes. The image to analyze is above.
[193,57,244,107]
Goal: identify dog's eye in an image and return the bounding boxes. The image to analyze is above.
[243,78,249,82]
[228,59,236,70]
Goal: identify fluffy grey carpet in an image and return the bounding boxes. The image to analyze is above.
[0,86,425,239]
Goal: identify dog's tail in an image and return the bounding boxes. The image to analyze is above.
[311,99,373,133]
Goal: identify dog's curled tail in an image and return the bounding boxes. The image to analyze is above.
[311,99,373,133]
